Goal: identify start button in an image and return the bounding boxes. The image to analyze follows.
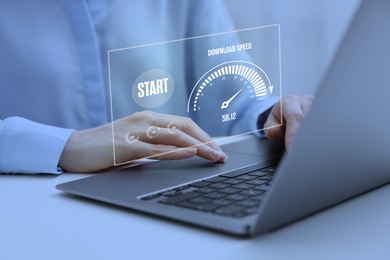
[132,69,175,109]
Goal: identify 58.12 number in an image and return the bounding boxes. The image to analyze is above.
[222,112,237,123]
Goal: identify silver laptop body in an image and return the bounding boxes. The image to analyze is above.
[57,0,390,236]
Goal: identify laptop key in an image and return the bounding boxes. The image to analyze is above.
[257,175,273,181]
[193,187,216,194]
[162,190,183,197]
[176,201,199,210]
[246,179,269,186]
[198,203,220,212]
[236,174,257,181]
[211,199,232,206]
[202,176,228,183]
[251,194,266,202]
[219,187,241,194]
[215,204,245,216]
[219,171,246,178]
[189,196,211,204]
[226,194,248,201]
[232,183,255,190]
[208,182,231,189]
[177,201,219,212]
[188,181,210,188]
[222,178,244,185]
[175,185,191,191]
[236,200,259,208]
[158,191,201,205]
[260,165,277,173]
[239,189,264,196]
[248,170,271,177]
[253,185,268,191]
[203,192,227,199]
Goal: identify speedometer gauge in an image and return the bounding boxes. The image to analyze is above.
[187,60,274,133]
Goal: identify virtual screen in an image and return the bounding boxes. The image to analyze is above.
[108,25,282,165]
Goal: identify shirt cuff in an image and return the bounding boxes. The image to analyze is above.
[0,117,74,174]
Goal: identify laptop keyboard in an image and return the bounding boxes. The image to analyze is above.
[140,165,277,218]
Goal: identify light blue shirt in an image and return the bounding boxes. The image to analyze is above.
[0,0,275,174]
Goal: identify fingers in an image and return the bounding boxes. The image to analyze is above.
[151,146,198,160]
[300,95,315,115]
[137,127,227,162]
[282,97,305,150]
[118,111,227,163]
[124,141,199,161]
[264,95,315,150]
[264,100,283,141]
[141,111,222,151]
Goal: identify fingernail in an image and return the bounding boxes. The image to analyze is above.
[210,149,228,162]
[186,147,197,155]
[219,151,228,162]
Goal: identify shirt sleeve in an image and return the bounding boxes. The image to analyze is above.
[0,117,74,174]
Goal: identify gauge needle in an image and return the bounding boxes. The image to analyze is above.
[221,88,243,109]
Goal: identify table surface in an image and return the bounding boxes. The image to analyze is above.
[2,168,390,260]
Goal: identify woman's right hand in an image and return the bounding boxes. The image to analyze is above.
[59,110,227,173]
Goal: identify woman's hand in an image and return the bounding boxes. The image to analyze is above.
[264,95,315,150]
[59,111,227,172]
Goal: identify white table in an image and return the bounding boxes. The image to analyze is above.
[2,171,390,260]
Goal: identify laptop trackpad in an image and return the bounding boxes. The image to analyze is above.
[133,137,284,181]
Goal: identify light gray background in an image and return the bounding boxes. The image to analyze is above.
[225,0,360,95]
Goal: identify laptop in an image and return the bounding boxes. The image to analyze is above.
[57,0,390,236]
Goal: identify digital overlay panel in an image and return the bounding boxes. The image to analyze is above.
[108,25,282,166]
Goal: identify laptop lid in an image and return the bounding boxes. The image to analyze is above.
[254,0,390,234]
